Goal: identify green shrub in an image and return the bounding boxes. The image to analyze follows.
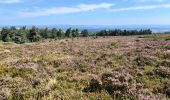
[83,79,102,92]
[101,72,113,79]
[165,88,170,98]
[111,41,118,46]
[158,61,170,67]
[13,30,27,44]
[0,66,5,77]
[102,81,115,94]
[10,91,25,100]
[135,55,158,66]
[163,53,170,59]
[155,66,170,78]
[8,68,36,78]
[163,82,170,98]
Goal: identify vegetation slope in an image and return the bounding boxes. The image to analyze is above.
[0,34,169,99]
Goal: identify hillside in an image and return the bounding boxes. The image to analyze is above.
[0,35,170,99]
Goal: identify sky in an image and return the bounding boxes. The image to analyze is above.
[0,0,170,25]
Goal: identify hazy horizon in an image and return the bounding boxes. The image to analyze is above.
[1,24,170,33]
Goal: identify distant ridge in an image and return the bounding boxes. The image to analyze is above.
[0,25,170,33]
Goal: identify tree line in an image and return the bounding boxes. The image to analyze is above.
[96,29,152,36]
[0,26,152,44]
[0,26,89,44]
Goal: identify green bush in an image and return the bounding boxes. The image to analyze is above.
[155,67,170,78]
[83,79,102,92]
[165,88,170,98]
[102,81,115,94]
[111,41,118,46]
[135,55,158,66]
[158,61,170,67]
[8,68,36,78]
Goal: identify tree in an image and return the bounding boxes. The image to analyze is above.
[81,29,89,37]
[13,29,26,44]
[28,26,41,42]
[51,28,58,39]
[9,26,17,39]
[39,28,51,39]
[0,28,12,42]
[65,28,72,37]
[72,29,79,37]
[20,26,29,41]
[57,29,64,38]
[96,30,108,36]
[96,29,152,36]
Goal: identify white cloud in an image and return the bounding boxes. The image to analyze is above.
[0,0,20,3]
[127,0,167,2]
[18,3,114,17]
[110,4,170,12]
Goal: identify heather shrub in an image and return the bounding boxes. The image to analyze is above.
[164,82,170,98]
[135,55,158,66]
[102,81,115,94]
[8,68,37,78]
[155,66,170,78]
[163,53,170,59]
[166,88,170,98]
[83,79,102,92]
[10,91,25,100]
[159,61,170,67]
[84,68,139,99]
[101,72,113,79]
[0,34,169,99]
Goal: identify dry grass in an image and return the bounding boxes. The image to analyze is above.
[0,36,170,99]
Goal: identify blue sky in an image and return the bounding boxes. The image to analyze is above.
[0,0,170,25]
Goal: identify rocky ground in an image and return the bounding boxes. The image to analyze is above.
[0,35,169,99]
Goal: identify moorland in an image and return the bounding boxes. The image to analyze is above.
[0,27,170,99]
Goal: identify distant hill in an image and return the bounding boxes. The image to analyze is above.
[0,25,170,33]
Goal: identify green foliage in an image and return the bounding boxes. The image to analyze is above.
[10,91,25,100]
[8,68,36,78]
[50,28,58,39]
[72,29,79,37]
[65,28,80,38]
[102,81,115,94]
[158,61,170,67]
[163,53,170,59]
[57,29,65,38]
[28,26,41,42]
[0,66,36,78]
[81,29,89,37]
[0,66,5,77]
[166,88,170,98]
[0,28,12,42]
[83,79,102,92]
[135,55,158,67]
[144,34,170,40]
[0,26,156,44]
[13,30,26,44]
[155,66,170,78]
[65,28,72,37]
[111,41,118,46]
[96,29,152,36]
